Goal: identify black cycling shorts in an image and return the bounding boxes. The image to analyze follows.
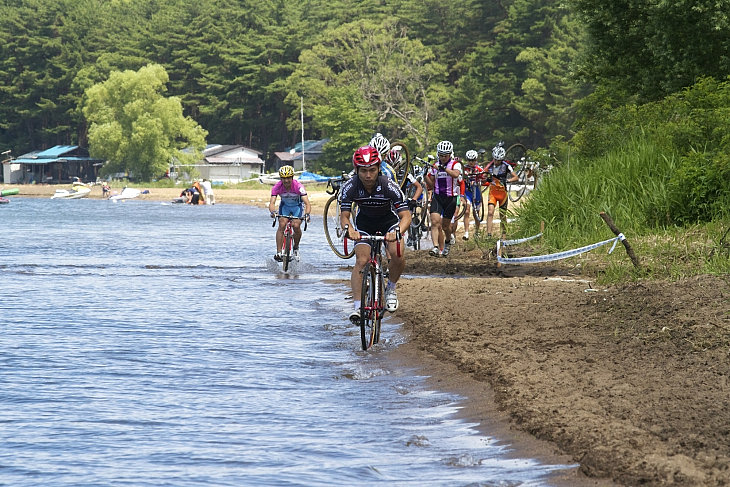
[430,194,458,219]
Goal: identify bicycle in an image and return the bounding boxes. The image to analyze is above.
[412,156,434,239]
[502,143,528,202]
[456,171,486,227]
[344,227,402,350]
[271,213,308,272]
[322,174,357,259]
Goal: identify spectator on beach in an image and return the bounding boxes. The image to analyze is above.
[201,178,215,205]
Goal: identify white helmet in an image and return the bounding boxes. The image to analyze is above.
[436,140,453,155]
[492,142,506,161]
[465,150,478,161]
[369,133,390,156]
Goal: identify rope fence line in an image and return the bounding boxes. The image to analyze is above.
[497,233,625,265]
[496,213,640,269]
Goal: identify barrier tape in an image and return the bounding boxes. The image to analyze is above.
[497,233,625,265]
[500,233,543,246]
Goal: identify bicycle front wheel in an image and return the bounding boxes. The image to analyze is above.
[474,187,485,222]
[282,228,293,272]
[323,195,355,259]
[360,263,378,350]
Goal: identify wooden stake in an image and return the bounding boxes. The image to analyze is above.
[599,212,640,269]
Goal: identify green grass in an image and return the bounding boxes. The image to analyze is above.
[502,136,729,283]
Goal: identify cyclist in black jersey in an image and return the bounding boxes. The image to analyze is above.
[340,145,411,323]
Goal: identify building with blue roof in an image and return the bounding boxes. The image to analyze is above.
[2,145,103,184]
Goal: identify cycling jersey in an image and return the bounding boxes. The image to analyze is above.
[271,179,307,216]
[484,160,513,186]
[428,159,462,196]
[380,161,397,181]
[340,173,409,235]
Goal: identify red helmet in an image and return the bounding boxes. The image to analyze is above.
[352,145,381,168]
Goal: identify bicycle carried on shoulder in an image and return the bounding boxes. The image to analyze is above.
[344,227,402,351]
[272,213,308,272]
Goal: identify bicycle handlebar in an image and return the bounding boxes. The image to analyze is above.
[271,213,309,231]
[343,225,402,257]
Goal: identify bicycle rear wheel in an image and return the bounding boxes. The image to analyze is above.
[505,143,528,202]
[359,263,378,350]
[323,195,355,259]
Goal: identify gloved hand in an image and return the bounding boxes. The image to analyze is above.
[305,213,311,222]
[407,199,418,211]
[270,211,276,218]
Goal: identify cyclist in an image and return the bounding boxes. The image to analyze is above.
[461,149,487,240]
[340,146,411,323]
[388,148,423,248]
[268,165,312,261]
[425,140,462,257]
[369,132,398,182]
[484,142,519,237]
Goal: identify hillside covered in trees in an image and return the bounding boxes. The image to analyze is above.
[1,0,729,174]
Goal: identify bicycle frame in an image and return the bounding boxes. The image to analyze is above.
[345,229,401,350]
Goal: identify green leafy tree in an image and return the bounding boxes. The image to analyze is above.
[447,0,587,151]
[570,0,730,103]
[82,64,207,181]
[288,18,444,164]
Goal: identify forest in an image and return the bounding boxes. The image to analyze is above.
[1,0,729,177]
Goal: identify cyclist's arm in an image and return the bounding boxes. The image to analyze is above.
[409,177,423,201]
[396,207,412,236]
[340,210,360,240]
[268,195,278,215]
[301,194,312,216]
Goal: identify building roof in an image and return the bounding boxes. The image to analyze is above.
[12,145,102,165]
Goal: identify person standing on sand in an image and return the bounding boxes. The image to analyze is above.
[201,178,215,205]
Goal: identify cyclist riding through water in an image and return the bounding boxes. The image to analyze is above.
[426,140,462,257]
[461,149,487,240]
[340,146,411,324]
[268,165,312,261]
[484,142,519,237]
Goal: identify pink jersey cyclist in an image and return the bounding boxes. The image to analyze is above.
[271,178,307,217]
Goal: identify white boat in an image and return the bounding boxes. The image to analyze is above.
[51,184,91,199]
[109,187,148,201]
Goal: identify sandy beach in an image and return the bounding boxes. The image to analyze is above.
[7,182,729,486]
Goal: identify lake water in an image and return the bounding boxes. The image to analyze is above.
[0,197,574,486]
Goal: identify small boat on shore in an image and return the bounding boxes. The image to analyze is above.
[0,196,9,204]
[51,183,91,199]
[109,187,149,202]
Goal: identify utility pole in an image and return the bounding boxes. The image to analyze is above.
[300,96,306,172]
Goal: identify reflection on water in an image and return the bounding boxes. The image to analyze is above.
[0,198,574,486]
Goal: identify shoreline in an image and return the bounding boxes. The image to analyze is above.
[2,183,333,213]
[8,182,730,485]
